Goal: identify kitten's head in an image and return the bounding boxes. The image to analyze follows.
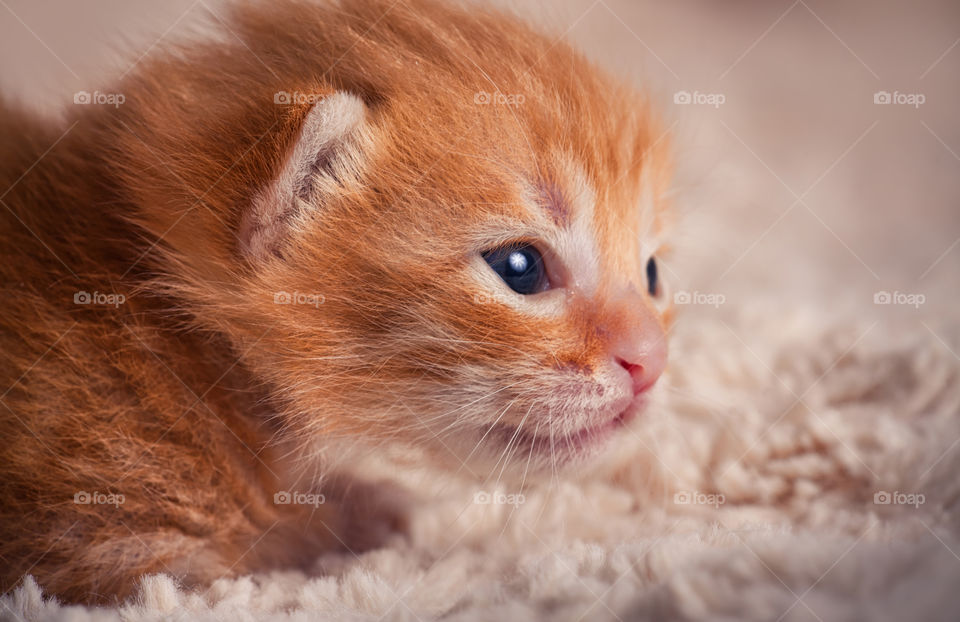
[118,0,672,478]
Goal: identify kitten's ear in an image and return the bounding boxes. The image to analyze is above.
[239,92,368,261]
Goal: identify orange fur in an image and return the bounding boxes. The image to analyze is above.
[0,0,672,603]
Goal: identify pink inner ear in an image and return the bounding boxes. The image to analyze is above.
[538,182,570,227]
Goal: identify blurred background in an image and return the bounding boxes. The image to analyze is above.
[2,0,957,320]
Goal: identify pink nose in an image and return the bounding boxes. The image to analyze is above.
[611,308,668,396]
[618,357,664,395]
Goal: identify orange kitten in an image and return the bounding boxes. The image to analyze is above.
[0,0,672,603]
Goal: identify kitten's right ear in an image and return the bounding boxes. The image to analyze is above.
[239,92,368,261]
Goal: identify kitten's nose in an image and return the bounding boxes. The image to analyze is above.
[611,307,667,396]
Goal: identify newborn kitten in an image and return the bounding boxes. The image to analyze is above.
[0,0,672,603]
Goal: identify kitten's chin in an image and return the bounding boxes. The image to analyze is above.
[457,397,649,479]
[502,403,640,460]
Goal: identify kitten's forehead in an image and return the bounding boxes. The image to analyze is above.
[518,152,662,294]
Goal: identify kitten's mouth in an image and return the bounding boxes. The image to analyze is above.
[490,397,645,461]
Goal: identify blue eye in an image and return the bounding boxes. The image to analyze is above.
[646,256,659,297]
[482,244,548,295]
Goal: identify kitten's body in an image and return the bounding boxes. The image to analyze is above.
[0,0,671,602]
[0,98,321,599]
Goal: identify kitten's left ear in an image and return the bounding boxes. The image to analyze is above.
[239,92,368,261]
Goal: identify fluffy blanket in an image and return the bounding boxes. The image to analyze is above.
[6,305,960,621]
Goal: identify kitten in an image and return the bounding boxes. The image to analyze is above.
[0,0,672,603]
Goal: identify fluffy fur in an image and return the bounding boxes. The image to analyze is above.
[0,0,671,603]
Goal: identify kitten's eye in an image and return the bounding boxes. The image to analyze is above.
[482,243,548,295]
[646,256,659,297]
